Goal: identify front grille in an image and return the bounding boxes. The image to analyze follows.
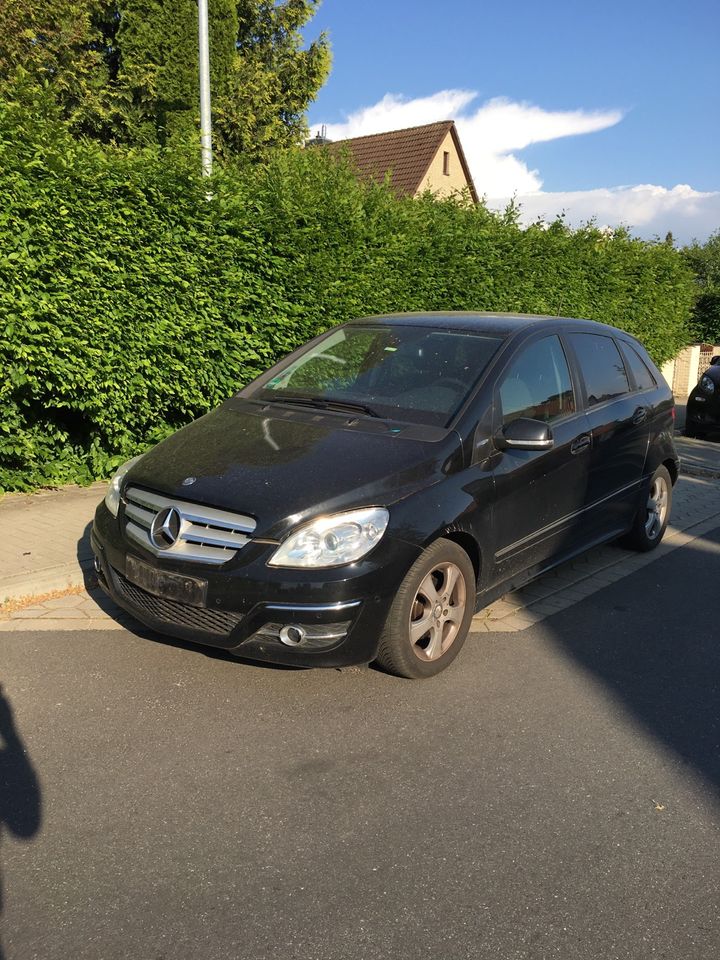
[123,486,256,565]
[112,568,242,636]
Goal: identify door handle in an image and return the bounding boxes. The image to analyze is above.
[570,434,591,455]
[632,406,648,425]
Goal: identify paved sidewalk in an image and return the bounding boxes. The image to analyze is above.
[0,482,106,604]
[674,433,720,478]
[2,437,720,635]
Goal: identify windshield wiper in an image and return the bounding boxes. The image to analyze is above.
[263,395,380,418]
[322,397,381,418]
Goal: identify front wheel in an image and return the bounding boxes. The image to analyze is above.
[623,465,672,552]
[374,538,476,679]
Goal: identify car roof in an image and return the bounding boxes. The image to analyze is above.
[348,311,628,339]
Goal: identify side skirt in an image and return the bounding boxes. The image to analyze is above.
[474,524,631,614]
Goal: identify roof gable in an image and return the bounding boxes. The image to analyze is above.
[327,121,478,202]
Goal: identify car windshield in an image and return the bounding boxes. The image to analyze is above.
[249,324,503,426]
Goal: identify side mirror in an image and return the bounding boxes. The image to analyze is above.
[710,356,720,366]
[496,417,554,451]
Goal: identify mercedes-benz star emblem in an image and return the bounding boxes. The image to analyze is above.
[150,506,182,550]
[182,476,197,486]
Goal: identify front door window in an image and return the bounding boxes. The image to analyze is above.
[498,335,576,425]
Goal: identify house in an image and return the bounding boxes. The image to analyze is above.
[314,120,479,203]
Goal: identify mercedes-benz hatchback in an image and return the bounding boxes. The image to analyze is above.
[92,313,679,678]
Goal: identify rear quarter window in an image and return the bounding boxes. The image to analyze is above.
[618,341,657,391]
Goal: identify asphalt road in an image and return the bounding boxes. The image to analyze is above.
[1,529,719,960]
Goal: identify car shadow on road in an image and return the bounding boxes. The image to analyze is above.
[543,526,720,794]
[0,685,42,960]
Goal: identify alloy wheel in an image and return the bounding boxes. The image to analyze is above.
[645,474,669,540]
[408,562,467,661]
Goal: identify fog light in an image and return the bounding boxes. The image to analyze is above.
[250,620,353,650]
[279,624,307,646]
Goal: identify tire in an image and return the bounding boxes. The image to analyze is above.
[374,538,476,679]
[684,425,706,440]
[623,465,672,552]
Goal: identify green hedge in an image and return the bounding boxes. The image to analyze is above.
[0,103,696,491]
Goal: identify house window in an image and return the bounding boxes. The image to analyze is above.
[443,151,450,175]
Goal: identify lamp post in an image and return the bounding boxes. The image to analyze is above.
[197,0,213,177]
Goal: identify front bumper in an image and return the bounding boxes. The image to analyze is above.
[91,502,420,668]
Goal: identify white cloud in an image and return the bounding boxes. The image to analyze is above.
[322,91,623,195]
[323,90,478,140]
[458,98,624,154]
[318,91,719,244]
[488,185,720,245]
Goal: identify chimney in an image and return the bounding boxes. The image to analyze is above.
[307,124,332,147]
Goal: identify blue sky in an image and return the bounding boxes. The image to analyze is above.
[305,0,719,243]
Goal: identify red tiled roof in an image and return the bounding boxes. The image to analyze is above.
[326,121,478,202]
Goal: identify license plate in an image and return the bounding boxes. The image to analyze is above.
[125,556,208,607]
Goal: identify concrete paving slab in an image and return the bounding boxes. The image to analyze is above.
[0,482,106,603]
[41,594,87,609]
[675,434,720,478]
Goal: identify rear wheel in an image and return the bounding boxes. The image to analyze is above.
[623,465,672,552]
[374,538,476,679]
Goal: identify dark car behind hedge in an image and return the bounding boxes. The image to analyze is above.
[686,356,720,439]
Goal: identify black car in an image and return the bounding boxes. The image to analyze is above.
[92,312,679,678]
[685,356,720,439]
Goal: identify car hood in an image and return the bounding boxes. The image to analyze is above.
[126,398,463,539]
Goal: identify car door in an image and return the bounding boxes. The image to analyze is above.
[564,332,650,535]
[489,334,593,585]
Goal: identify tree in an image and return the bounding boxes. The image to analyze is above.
[0,1,117,136]
[213,1,332,160]
[682,231,720,343]
[0,1,331,157]
[114,0,237,147]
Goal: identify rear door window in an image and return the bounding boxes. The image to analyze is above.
[568,333,630,407]
[498,335,576,425]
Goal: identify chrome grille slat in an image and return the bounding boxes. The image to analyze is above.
[126,488,255,532]
[124,502,154,529]
[178,508,254,533]
[125,522,151,549]
[125,488,167,511]
[123,486,256,565]
[182,522,249,548]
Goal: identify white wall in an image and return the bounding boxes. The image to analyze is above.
[662,344,720,402]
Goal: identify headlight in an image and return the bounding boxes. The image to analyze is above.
[700,375,715,395]
[268,507,390,568]
[104,455,143,517]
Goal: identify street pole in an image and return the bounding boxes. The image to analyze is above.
[197,0,213,177]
